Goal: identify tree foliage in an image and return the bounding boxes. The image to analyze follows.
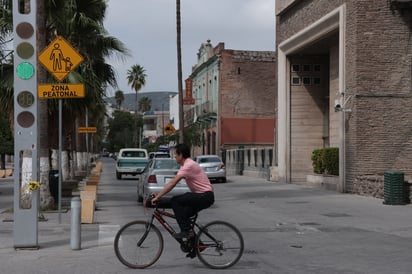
[139,96,151,112]
[0,111,13,169]
[127,64,146,93]
[106,110,143,152]
[114,90,124,109]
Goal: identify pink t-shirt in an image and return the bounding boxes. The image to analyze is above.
[177,158,213,193]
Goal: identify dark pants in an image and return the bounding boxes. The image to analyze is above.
[171,191,214,232]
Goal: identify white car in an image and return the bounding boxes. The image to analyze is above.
[149,152,171,159]
[116,148,149,179]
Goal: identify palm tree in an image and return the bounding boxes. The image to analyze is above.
[139,96,152,113]
[127,64,146,147]
[0,0,129,209]
[176,0,184,143]
[127,64,146,92]
[37,0,56,209]
[40,0,129,209]
[46,0,128,151]
[115,90,125,109]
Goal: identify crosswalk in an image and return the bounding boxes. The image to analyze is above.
[98,224,120,245]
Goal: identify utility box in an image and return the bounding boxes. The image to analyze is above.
[383,170,408,205]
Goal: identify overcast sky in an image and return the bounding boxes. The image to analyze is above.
[104,0,276,96]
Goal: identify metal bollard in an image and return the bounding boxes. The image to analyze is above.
[70,197,81,250]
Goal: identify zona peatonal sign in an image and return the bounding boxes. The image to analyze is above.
[38,36,84,99]
[38,83,85,99]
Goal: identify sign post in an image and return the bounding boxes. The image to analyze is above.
[38,36,84,223]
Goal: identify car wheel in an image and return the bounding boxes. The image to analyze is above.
[220,177,227,183]
[116,172,122,180]
[137,185,143,203]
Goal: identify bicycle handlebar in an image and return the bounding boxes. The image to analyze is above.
[145,194,173,209]
[144,193,156,208]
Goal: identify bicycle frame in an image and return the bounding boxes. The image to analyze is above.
[141,207,209,246]
[152,209,179,238]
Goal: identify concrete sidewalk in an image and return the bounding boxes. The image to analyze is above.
[1,169,412,273]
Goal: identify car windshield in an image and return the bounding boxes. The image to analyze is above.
[153,159,180,169]
[198,157,221,163]
[122,151,146,157]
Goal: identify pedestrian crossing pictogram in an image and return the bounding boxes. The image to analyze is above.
[38,36,83,82]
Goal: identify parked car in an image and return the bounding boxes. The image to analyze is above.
[194,155,227,183]
[138,158,189,203]
[149,152,171,159]
[116,148,149,179]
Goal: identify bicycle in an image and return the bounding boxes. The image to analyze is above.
[114,196,244,269]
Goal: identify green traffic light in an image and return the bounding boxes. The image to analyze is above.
[16,62,35,79]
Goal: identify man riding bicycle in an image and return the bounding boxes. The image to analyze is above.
[151,143,215,240]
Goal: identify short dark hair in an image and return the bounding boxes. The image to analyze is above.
[175,143,190,158]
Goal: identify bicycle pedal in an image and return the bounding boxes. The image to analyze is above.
[186,251,196,259]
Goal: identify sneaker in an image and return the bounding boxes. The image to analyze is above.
[175,230,195,240]
[186,244,206,259]
[186,250,196,259]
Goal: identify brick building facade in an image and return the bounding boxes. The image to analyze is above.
[184,41,277,156]
[276,0,412,196]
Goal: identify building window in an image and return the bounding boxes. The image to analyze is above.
[302,77,311,85]
[291,64,300,72]
[303,64,312,72]
[291,76,301,86]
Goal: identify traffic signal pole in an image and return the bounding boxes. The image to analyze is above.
[13,0,39,248]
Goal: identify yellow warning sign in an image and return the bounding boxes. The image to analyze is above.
[38,36,83,82]
[38,83,85,99]
[78,127,97,133]
[164,123,176,135]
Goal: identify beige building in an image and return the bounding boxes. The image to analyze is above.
[276,0,412,197]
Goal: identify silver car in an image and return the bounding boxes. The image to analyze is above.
[194,155,227,183]
[137,158,189,203]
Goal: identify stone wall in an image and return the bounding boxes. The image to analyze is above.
[352,174,384,198]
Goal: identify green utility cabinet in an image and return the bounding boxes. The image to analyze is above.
[383,170,409,205]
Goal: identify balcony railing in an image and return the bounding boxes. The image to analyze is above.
[185,100,217,127]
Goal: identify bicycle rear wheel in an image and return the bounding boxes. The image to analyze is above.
[114,220,163,269]
[196,221,244,269]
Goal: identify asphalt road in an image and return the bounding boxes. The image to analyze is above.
[1,158,412,273]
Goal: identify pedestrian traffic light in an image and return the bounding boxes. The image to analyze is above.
[14,0,37,131]
[12,0,39,248]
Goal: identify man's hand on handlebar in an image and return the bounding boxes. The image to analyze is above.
[150,193,159,205]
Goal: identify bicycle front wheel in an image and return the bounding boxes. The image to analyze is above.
[196,221,244,269]
[114,220,163,269]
